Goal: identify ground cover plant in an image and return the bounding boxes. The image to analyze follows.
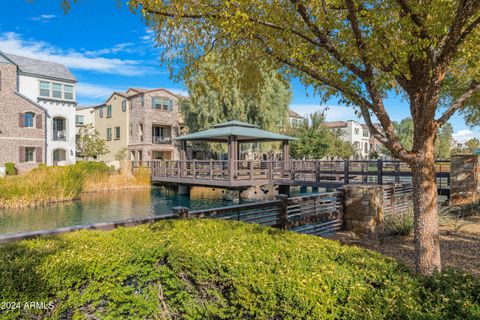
[0,220,479,319]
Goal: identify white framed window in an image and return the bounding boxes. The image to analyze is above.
[52,83,62,99]
[64,85,74,100]
[122,100,127,112]
[115,126,121,140]
[75,115,84,125]
[39,81,50,97]
[107,128,112,141]
[25,147,35,162]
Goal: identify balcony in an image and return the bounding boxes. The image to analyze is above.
[53,130,67,141]
[153,136,172,144]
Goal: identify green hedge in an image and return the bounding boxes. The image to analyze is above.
[0,220,479,319]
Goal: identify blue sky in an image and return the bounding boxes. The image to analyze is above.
[1,0,477,142]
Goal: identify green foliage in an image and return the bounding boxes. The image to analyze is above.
[1,220,479,319]
[4,162,16,176]
[384,209,414,236]
[76,124,109,160]
[290,112,354,160]
[114,148,128,161]
[180,53,291,133]
[466,138,480,153]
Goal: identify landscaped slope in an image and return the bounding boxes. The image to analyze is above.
[0,220,479,319]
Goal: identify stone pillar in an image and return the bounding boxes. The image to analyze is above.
[226,189,240,203]
[450,155,480,205]
[343,184,384,238]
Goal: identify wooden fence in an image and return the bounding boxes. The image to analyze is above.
[383,183,414,216]
[172,191,344,237]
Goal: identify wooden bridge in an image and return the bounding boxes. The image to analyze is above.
[133,159,451,195]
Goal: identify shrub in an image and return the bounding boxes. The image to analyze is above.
[383,208,414,236]
[0,220,478,319]
[4,162,16,175]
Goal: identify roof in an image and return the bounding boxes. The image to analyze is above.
[325,121,348,128]
[0,52,76,82]
[288,109,303,119]
[176,120,298,142]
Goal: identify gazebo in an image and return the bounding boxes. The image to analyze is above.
[177,120,297,163]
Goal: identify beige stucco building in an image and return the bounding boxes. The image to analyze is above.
[92,88,182,163]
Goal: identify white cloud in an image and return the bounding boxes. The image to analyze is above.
[290,104,361,122]
[0,32,151,76]
[452,129,480,143]
[165,88,188,96]
[83,43,136,56]
[30,14,57,23]
[76,83,122,100]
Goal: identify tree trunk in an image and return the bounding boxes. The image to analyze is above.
[411,154,442,275]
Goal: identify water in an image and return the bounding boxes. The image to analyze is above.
[0,186,323,235]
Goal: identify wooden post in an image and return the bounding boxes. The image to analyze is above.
[316,160,320,182]
[180,140,187,178]
[209,159,213,180]
[344,160,350,184]
[172,206,189,219]
[193,160,196,179]
[377,159,383,185]
[391,184,396,214]
[276,194,289,230]
[282,140,289,176]
[249,160,254,180]
[228,136,234,183]
[395,162,401,183]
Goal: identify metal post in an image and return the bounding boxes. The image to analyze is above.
[210,159,213,180]
[276,194,289,230]
[344,160,350,184]
[395,162,401,183]
[377,159,383,185]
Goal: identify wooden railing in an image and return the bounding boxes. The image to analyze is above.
[171,191,344,236]
[136,159,450,190]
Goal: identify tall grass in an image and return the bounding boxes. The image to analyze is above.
[0,162,150,209]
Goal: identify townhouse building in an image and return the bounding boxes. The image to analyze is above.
[325,120,382,160]
[0,52,77,166]
[288,109,304,127]
[90,88,182,164]
[0,55,47,172]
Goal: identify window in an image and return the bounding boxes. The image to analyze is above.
[139,124,143,142]
[141,95,144,107]
[122,100,127,112]
[114,127,121,140]
[52,83,62,99]
[64,85,74,100]
[363,131,369,137]
[24,112,35,127]
[25,147,35,162]
[153,97,173,111]
[75,115,84,125]
[39,81,50,97]
[354,128,360,135]
[107,128,112,141]
[99,107,104,118]
[129,123,133,135]
[107,105,112,118]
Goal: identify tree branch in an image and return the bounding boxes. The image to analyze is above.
[436,80,480,125]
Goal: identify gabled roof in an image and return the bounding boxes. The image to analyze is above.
[325,121,348,128]
[177,120,298,142]
[0,52,76,82]
[288,109,303,119]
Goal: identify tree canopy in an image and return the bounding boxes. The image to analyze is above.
[76,124,108,161]
[119,0,480,274]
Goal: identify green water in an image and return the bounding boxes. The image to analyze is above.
[0,186,321,235]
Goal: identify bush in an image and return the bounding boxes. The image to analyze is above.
[0,220,478,319]
[383,208,414,236]
[4,162,16,175]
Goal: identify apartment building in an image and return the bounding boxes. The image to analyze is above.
[288,109,304,127]
[325,120,378,159]
[91,88,182,164]
[0,52,77,166]
[0,55,47,172]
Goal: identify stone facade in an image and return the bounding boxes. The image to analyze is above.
[343,184,384,238]
[450,155,480,205]
[0,62,46,173]
[128,88,181,161]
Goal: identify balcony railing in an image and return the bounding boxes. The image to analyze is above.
[153,136,172,144]
[53,130,67,141]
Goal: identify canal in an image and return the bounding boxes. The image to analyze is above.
[0,186,320,235]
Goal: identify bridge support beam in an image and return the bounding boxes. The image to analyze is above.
[178,185,190,196]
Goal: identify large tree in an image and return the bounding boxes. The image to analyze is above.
[76,124,109,161]
[180,53,292,133]
[121,0,480,274]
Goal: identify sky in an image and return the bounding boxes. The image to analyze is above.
[0,0,477,142]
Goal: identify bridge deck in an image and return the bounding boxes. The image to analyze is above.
[134,159,451,194]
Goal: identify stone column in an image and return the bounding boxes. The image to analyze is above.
[343,184,384,238]
[450,155,480,205]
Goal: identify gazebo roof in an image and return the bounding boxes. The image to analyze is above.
[176,120,298,142]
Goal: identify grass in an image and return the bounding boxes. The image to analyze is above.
[0,220,479,319]
[383,208,414,236]
[0,162,150,209]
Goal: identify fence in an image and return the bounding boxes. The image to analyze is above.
[172,191,344,237]
[383,183,414,216]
